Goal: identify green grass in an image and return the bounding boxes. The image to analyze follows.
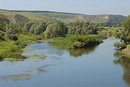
[0,34,43,60]
[49,35,103,49]
[98,30,117,37]
[127,45,130,50]
[115,51,130,59]
[0,41,24,59]
[114,44,130,59]
[18,34,43,44]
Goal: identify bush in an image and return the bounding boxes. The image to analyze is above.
[68,35,100,48]
[52,35,102,49]
[0,45,23,59]
[68,21,98,35]
[44,21,68,38]
[14,40,27,48]
[114,42,126,50]
[14,14,29,26]
[5,28,18,41]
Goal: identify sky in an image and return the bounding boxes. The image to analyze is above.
[0,0,130,16]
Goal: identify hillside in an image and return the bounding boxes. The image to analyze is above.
[35,12,126,23]
[30,12,127,23]
[0,9,126,24]
[0,10,54,24]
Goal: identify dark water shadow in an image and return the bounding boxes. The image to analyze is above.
[114,57,130,86]
[68,45,98,58]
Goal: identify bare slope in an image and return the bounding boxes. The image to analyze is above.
[0,9,126,23]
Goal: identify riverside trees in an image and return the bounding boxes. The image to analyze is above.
[116,16,130,43]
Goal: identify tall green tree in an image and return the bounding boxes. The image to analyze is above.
[5,28,18,41]
[69,21,97,35]
[116,16,130,43]
[34,23,46,35]
[44,21,68,38]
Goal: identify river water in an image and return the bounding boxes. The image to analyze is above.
[0,38,130,87]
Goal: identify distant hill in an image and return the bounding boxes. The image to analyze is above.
[0,9,127,24]
[0,10,54,24]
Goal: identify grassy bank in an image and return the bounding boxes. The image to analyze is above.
[0,34,43,60]
[98,27,122,37]
[115,45,130,59]
[0,34,103,60]
[48,35,104,49]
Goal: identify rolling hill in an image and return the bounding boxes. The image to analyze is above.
[0,9,127,24]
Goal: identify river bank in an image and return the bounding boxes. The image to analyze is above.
[0,34,105,60]
[44,35,105,49]
[116,47,130,59]
[0,38,129,87]
[0,34,43,60]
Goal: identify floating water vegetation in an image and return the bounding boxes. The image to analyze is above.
[24,55,46,60]
[0,74,32,81]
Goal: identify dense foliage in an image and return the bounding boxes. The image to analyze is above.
[51,35,102,49]
[23,21,46,35]
[14,14,29,26]
[68,21,98,35]
[0,13,115,59]
[116,16,130,43]
[114,42,126,50]
[44,21,68,38]
[5,28,18,41]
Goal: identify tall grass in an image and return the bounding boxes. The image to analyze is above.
[51,35,103,49]
[0,34,43,59]
[0,41,24,59]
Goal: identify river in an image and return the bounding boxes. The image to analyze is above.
[0,38,130,87]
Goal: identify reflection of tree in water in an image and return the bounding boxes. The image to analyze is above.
[114,57,130,86]
[51,48,65,56]
[0,58,4,62]
[68,45,98,57]
[48,44,65,56]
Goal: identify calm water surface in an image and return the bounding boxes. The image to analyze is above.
[0,38,130,87]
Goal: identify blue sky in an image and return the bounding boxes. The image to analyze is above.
[0,0,130,15]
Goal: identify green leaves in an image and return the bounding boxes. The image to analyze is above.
[114,42,126,50]
[116,16,130,43]
[69,21,98,35]
[44,21,68,38]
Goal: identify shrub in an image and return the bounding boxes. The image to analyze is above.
[5,28,18,41]
[14,40,27,48]
[52,35,101,49]
[44,21,68,38]
[114,42,126,50]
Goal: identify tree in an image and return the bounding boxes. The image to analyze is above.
[29,24,37,35]
[5,28,18,41]
[44,21,68,38]
[116,16,130,43]
[23,22,35,34]
[68,21,98,35]
[34,23,46,35]
[14,14,29,26]
[23,22,47,35]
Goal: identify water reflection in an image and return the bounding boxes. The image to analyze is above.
[68,46,98,57]
[0,58,4,62]
[114,57,130,86]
